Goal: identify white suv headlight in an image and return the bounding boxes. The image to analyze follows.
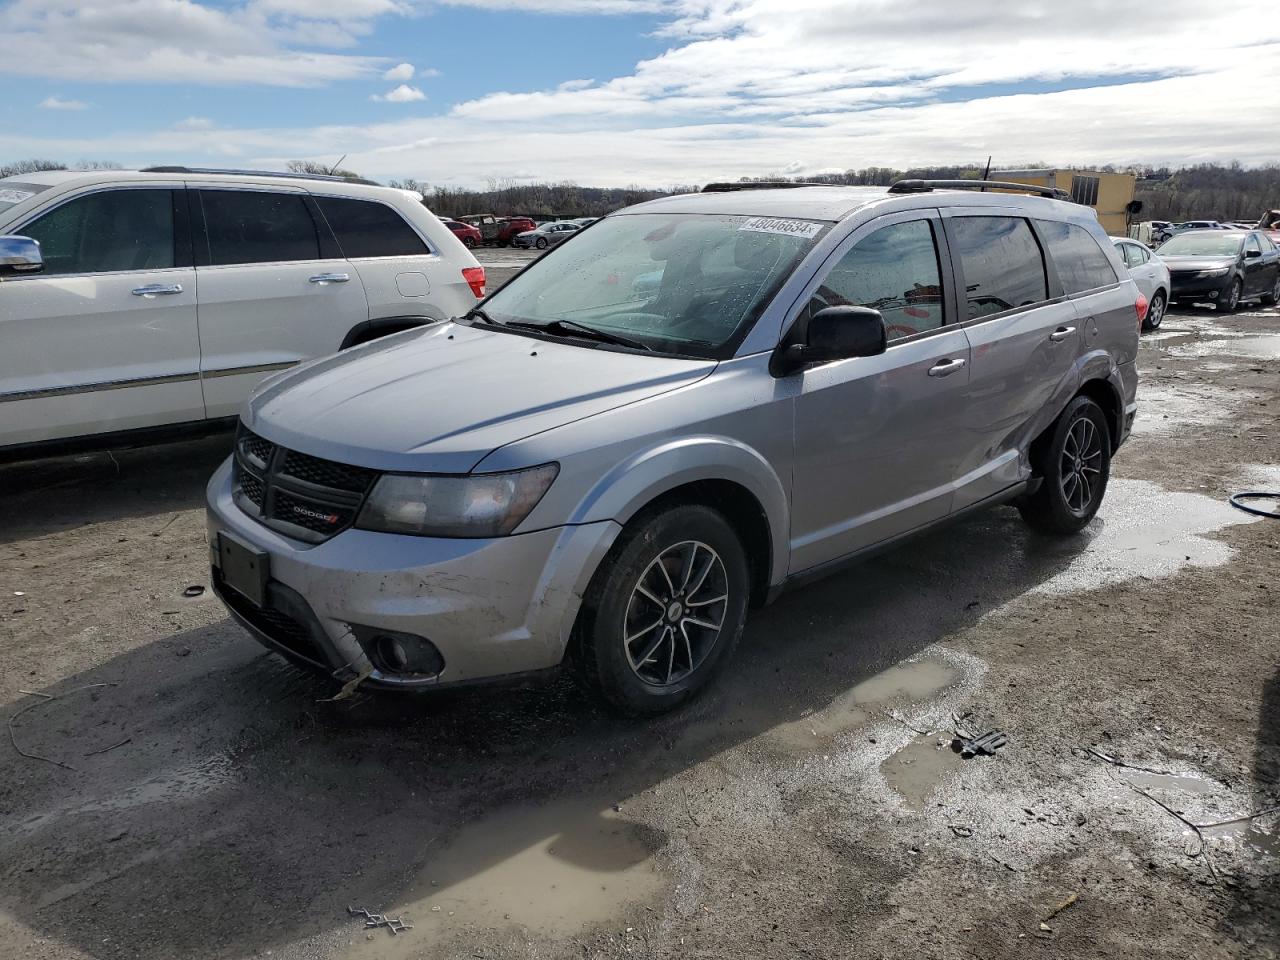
[356,464,559,538]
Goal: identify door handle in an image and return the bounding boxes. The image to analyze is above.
[1049,326,1077,342]
[309,273,350,284]
[927,358,966,377]
[131,283,183,297]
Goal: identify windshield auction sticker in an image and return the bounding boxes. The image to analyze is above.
[739,217,823,239]
[0,189,35,204]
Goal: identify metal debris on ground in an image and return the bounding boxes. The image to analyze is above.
[348,905,413,936]
[952,730,1007,757]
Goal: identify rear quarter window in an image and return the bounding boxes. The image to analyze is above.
[314,196,429,259]
[1039,220,1120,294]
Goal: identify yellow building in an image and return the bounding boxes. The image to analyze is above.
[993,169,1137,236]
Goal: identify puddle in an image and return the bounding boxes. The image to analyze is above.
[768,657,959,751]
[1120,769,1218,796]
[339,800,664,955]
[1133,382,1260,437]
[1169,335,1280,360]
[880,737,962,809]
[1029,479,1256,595]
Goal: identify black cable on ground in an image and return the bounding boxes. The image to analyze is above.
[1230,492,1280,519]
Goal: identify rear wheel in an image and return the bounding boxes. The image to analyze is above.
[1262,274,1280,307]
[1216,278,1242,313]
[1143,291,1166,331]
[572,505,749,715]
[1018,396,1111,535]
[463,236,477,248]
[535,237,549,250]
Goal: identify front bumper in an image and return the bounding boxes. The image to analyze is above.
[205,457,621,691]
[1169,272,1231,300]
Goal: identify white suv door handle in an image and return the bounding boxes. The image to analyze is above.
[132,283,183,297]
[309,273,350,284]
[1049,325,1077,342]
[927,358,966,377]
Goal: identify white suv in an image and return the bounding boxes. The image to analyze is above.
[0,167,484,459]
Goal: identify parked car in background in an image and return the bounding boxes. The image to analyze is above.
[0,167,484,459]
[459,214,538,247]
[443,218,482,248]
[1149,220,1174,244]
[1171,220,1228,234]
[207,178,1141,713]
[1257,209,1280,245]
[1113,237,1171,330]
[1158,229,1280,312]
[573,217,599,227]
[511,220,582,249]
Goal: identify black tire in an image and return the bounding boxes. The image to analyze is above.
[463,237,477,248]
[535,237,548,250]
[1142,291,1166,331]
[1017,395,1112,535]
[572,504,750,715]
[1261,274,1280,307]
[1215,278,1242,313]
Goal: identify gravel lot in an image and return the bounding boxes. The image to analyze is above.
[1,284,1277,960]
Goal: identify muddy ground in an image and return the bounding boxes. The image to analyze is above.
[1,291,1277,960]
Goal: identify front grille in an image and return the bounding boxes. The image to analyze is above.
[232,424,379,544]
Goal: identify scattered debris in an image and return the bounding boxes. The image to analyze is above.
[7,683,120,772]
[948,825,974,838]
[885,709,933,736]
[319,663,375,703]
[952,730,1007,758]
[1043,892,1078,923]
[181,585,205,598]
[84,736,131,757]
[348,905,413,936]
[1127,784,1220,883]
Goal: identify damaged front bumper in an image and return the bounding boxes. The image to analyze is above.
[205,456,621,692]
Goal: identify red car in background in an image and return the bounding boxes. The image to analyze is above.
[459,214,538,247]
[1258,210,1280,246]
[442,219,483,248]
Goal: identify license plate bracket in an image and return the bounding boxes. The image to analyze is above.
[218,532,269,608]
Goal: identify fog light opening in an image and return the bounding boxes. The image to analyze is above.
[364,630,445,677]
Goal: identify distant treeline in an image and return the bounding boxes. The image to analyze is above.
[4,158,1277,223]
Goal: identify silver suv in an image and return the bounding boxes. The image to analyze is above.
[207,179,1142,714]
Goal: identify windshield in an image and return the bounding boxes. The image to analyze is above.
[1159,233,1244,257]
[479,212,826,358]
[0,182,51,216]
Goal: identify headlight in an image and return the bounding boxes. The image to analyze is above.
[1198,268,1230,278]
[356,464,558,538]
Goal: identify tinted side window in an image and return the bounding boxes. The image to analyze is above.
[811,219,945,341]
[1038,220,1119,294]
[314,196,429,259]
[200,190,319,266]
[22,189,174,275]
[949,216,1048,319]
[1246,235,1263,255]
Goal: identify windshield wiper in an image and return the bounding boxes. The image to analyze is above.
[464,306,499,325]
[502,318,654,352]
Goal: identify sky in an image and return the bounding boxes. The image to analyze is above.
[2,0,1278,189]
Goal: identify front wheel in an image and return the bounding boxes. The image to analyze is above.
[535,237,548,250]
[572,505,750,714]
[1018,396,1111,535]
[463,237,477,248]
[1216,278,1242,313]
[1143,291,1166,331]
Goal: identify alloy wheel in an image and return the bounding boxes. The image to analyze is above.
[1224,281,1240,311]
[1147,294,1165,329]
[622,540,729,686]
[1059,415,1104,515]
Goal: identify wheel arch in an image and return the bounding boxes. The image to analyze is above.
[568,436,789,603]
[339,315,439,350]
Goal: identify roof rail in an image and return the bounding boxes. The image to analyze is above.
[139,166,383,187]
[888,179,1070,200]
[701,181,833,193]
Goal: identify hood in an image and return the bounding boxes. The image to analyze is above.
[1160,255,1236,271]
[245,321,715,473]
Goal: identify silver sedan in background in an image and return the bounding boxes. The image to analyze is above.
[512,220,582,250]
[1113,237,1171,330]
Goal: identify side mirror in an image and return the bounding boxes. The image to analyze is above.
[1245,248,1262,259]
[0,236,43,277]
[773,305,887,375]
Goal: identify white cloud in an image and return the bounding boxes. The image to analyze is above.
[175,116,215,130]
[372,84,427,102]
[3,0,1279,188]
[38,95,88,110]
[384,62,415,81]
